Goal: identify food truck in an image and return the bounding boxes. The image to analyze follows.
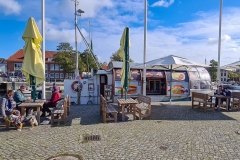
[64,61,212,104]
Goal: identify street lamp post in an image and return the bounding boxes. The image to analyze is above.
[72,0,84,79]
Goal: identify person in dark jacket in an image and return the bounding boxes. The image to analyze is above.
[214,85,225,110]
[223,87,232,110]
[41,86,61,117]
[13,85,31,114]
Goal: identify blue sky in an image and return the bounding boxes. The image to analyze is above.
[0,0,240,66]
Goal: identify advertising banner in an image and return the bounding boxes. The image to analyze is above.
[167,82,189,95]
[115,81,141,95]
[166,71,188,82]
[114,69,141,81]
[145,70,165,78]
[197,68,211,81]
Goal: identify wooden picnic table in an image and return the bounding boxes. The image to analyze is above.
[208,94,231,111]
[18,99,45,124]
[117,98,138,121]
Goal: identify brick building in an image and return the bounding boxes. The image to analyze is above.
[6,49,74,81]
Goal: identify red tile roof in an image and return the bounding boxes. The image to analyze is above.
[6,49,57,62]
[102,65,108,70]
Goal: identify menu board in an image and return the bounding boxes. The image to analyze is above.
[114,81,141,95]
[167,82,189,95]
[104,85,113,102]
[197,68,211,81]
[114,69,141,81]
[187,68,201,80]
[145,70,165,78]
[166,71,188,82]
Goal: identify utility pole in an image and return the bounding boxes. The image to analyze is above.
[217,0,223,85]
[143,0,147,96]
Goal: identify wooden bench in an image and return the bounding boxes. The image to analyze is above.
[100,95,117,123]
[230,92,240,111]
[135,95,151,120]
[51,97,68,125]
[192,92,215,112]
[0,117,10,129]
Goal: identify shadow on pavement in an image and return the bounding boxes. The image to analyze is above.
[150,104,236,121]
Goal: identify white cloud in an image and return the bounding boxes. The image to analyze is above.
[152,0,174,7]
[0,0,21,15]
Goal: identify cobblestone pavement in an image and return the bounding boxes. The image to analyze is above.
[1,101,240,160]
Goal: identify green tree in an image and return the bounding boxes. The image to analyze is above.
[110,51,134,62]
[53,42,86,77]
[80,49,99,72]
[228,71,239,81]
[207,59,218,81]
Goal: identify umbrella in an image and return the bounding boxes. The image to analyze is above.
[134,55,209,103]
[21,17,45,102]
[117,27,131,99]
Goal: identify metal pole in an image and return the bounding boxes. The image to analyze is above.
[41,0,46,99]
[74,0,79,79]
[143,0,147,96]
[217,0,223,84]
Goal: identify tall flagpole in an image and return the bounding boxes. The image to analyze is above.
[143,0,147,96]
[217,0,223,85]
[74,0,79,79]
[42,0,46,99]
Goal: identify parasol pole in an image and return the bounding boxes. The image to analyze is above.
[169,65,172,104]
[124,27,130,100]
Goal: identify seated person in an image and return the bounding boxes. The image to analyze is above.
[41,86,61,117]
[223,87,231,110]
[214,85,224,110]
[13,85,31,114]
[0,90,23,128]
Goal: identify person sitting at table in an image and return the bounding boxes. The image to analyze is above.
[41,85,61,117]
[13,85,31,114]
[214,85,225,110]
[223,87,232,110]
[0,90,18,121]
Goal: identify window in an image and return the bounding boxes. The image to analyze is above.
[221,73,223,76]
[50,73,54,78]
[45,73,48,78]
[48,58,53,61]
[146,80,161,94]
[60,73,64,78]
[55,73,59,78]
[69,73,72,78]
[60,65,63,71]
[65,73,68,79]
[14,63,22,70]
[55,64,59,70]
[45,64,48,71]
[221,78,223,81]
[224,73,226,76]
[50,64,54,70]
[224,78,226,81]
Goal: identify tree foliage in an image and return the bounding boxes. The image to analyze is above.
[228,71,239,81]
[207,59,218,81]
[53,43,101,76]
[110,51,134,62]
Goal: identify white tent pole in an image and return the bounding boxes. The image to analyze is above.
[217,0,223,85]
[143,0,147,96]
[41,0,46,99]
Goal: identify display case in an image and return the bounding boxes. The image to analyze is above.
[104,85,113,102]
